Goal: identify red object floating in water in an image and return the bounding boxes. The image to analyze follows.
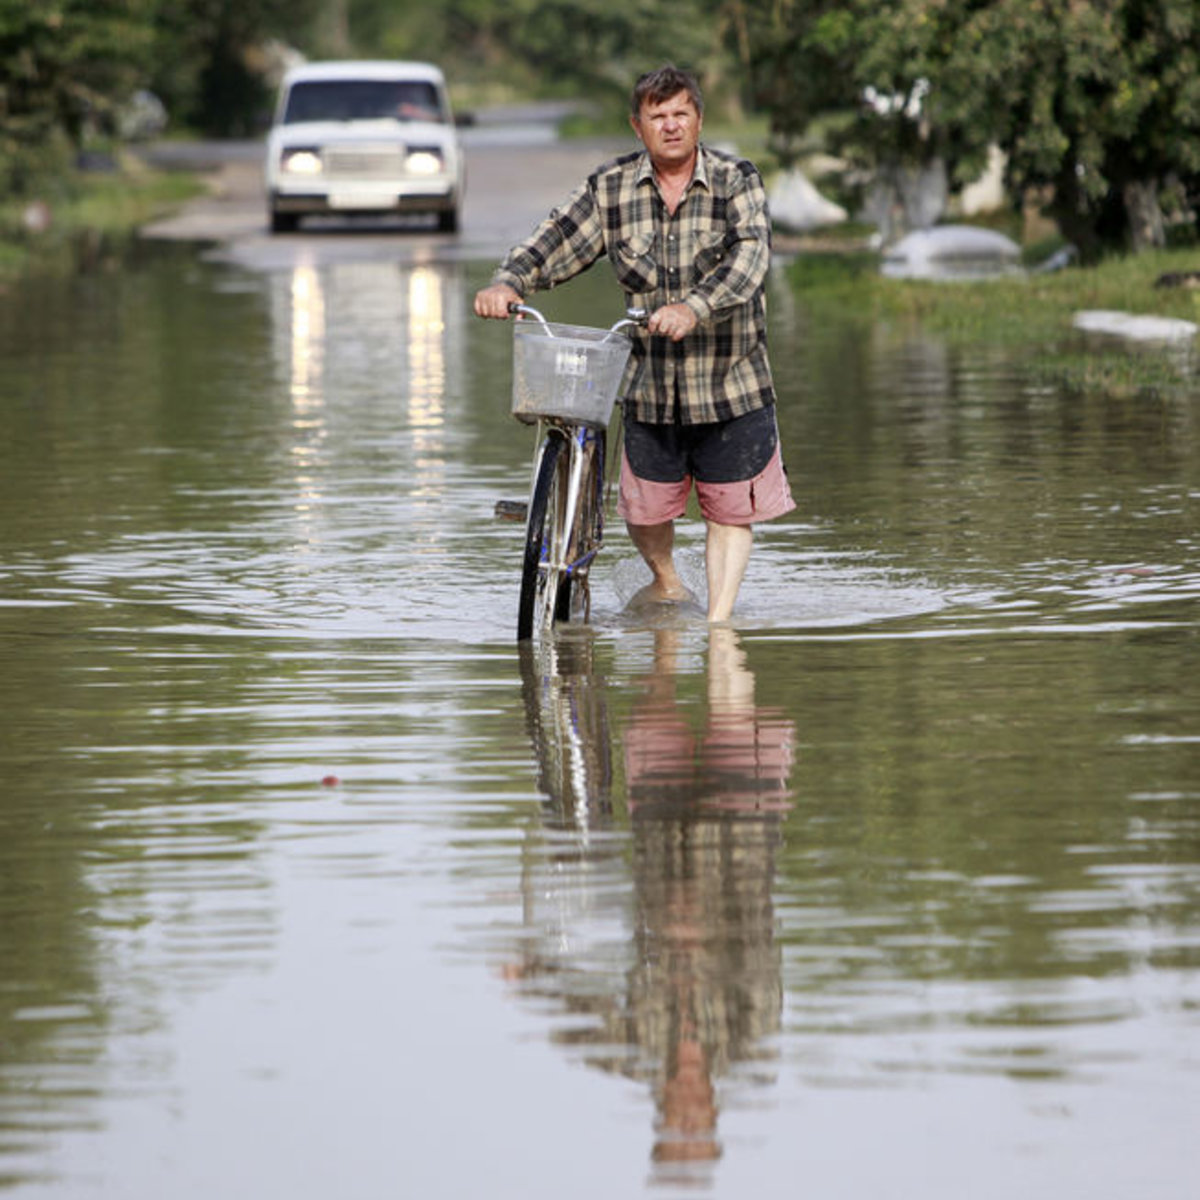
[321,775,340,787]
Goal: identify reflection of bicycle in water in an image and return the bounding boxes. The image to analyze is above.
[506,303,644,641]
[511,628,797,1173]
[511,638,624,1007]
[517,637,613,832]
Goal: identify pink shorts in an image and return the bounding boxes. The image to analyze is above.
[618,442,797,527]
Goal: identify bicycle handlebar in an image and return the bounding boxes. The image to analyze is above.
[508,301,647,335]
[508,302,551,331]
[609,310,647,335]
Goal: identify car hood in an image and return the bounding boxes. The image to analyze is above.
[269,118,457,148]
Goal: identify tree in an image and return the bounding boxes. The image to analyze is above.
[148,0,322,137]
[948,0,1200,256]
[743,0,1200,258]
[739,0,860,165]
[0,0,326,188]
[432,0,730,112]
[0,0,156,191]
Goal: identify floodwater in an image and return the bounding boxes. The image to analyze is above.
[0,236,1198,1200]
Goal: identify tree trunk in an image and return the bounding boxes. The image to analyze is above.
[1123,179,1166,252]
[1047,165,1104,263]
[317,0,352,58]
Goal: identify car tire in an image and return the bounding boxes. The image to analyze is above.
[270,209,300,234]
[436,207,459,234]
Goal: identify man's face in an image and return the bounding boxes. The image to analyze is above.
[631,89,702,169]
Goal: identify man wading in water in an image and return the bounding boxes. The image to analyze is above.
[474,65,794,622]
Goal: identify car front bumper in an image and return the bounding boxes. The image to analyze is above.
[270,183,458,215]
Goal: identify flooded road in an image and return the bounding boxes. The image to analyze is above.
[1,140,1199,1198]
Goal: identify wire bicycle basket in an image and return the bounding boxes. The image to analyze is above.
[511,320,633,429]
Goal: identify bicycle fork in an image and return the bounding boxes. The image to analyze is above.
[534,424,604,591]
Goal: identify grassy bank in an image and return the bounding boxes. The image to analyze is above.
[783,241,1200,395]
[0,153,204,284]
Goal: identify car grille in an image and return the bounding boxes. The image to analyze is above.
[324,146,408,178]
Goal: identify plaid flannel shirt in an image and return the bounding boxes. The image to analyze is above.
[492,145,777,426]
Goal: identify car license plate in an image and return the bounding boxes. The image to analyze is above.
[329,192,398,211]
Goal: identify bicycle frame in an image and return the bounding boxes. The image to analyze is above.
[527,418,606,587]
[511,303,642,640]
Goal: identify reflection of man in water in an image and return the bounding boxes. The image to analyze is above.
[625,626,794,1169]
[505,628,794,1176]
[625,625,794,815]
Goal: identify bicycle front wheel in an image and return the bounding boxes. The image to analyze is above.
[518,431,572,641]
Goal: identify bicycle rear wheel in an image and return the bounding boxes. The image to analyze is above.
[518,431,572,641]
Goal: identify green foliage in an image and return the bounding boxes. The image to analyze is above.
[0,0,326,183]
[430,0,725,111]
[743,0,1200,259]
[0,0,155,193]
[147,0,322,137]
[0,155,204,280]
[2,0,748,155]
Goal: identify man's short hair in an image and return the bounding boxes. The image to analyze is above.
[631,65,704,119]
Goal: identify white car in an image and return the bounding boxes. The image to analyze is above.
[265,60,464,234]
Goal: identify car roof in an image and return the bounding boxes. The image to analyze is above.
[281,61,447,87]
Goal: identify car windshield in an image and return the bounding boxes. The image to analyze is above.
[282,80,445,124]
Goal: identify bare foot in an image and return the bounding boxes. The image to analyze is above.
[638,579,693,602]
[627,581,699,612]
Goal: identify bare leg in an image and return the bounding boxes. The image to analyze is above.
[626,520,692,602]
[705,521,753,622]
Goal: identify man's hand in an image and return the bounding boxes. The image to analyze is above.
[474,282,523,319]
[647,302,698,342]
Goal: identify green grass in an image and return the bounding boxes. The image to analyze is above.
[0,155,205,283]
[57,165,202,233]
[784,241,1200,396]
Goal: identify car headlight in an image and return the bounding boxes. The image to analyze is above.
[281,148,323,175]
[405,149,443,176]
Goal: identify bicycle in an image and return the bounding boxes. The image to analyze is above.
[506,302,643,641]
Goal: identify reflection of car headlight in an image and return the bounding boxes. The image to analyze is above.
[281,149,323,175]
[405,150,442,176]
